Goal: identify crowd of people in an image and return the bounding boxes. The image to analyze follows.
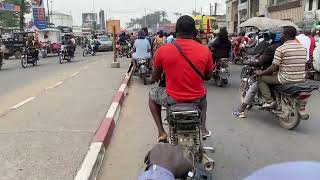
[130,14,318,179]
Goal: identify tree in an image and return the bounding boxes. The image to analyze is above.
[0,0,31,29]
[126,11,171,29]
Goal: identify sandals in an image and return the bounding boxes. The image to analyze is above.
[233,110,246,118]
[202,131,212,138]
[157,135,168,143]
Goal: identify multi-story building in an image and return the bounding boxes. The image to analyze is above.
[82,13,97,30]
[226,0,239,33]
[51,11,73,27]
[99,10,105,30]
[268,0,304,23]
[226,0,305,33]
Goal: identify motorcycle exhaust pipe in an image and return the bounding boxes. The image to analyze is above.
[201,153,215,171]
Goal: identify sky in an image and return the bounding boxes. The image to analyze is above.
[45,0,226,27]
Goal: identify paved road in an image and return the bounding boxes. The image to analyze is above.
[98,65,320,180]
[0,51,130,180]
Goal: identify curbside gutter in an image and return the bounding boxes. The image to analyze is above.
[74,71,133,180]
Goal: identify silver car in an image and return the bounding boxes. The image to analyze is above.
[97,36,113,51]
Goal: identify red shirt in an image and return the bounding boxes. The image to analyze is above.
[154,39,214,101]
[308,35,316,58]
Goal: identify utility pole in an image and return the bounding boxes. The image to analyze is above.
[47,0,50,24]
[210,3,212,16]
[144,8,147,27]
[214,3,217,15]
[195,0,197,14]
[92,0,95,13]
[200,7,202,16]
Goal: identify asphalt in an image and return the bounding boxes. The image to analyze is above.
[98,65,320,180]
[0,51,130,180]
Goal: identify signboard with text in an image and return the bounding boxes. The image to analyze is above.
[33,8,47,30]
[107,20,120,34]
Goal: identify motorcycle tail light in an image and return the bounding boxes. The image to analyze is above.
[298,92,311,100]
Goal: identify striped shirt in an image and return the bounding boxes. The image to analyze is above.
[272,40,306,84]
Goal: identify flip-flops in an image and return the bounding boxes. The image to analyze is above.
[202,131,212,138]
[157,136,168,143]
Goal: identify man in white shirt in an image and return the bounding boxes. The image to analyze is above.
[296,31,311,62]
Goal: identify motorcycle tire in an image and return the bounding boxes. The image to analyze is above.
[0,59,3,70]
[83,50,88,57]
[4,53,10,60]
[223,79,229,85]
[15,51,22,59]
[33,60,38,66]
[142,73,147,85]
[21,56,28,68]
[278,103,301,130]
[216,78,223,87]
[59,54,64,64]
[41,51,47,58]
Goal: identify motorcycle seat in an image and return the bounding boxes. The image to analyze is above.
[272,81,319,97]
[168,103,201,119]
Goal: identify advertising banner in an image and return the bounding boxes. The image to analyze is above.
[33,7,47,30]
[0,3,20,12]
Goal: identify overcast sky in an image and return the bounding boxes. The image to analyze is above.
[45,0,226,27]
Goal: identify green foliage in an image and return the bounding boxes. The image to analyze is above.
[127,11,172,28]
[0,0,31,29]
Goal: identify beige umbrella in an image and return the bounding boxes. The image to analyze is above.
[239,17,300,30]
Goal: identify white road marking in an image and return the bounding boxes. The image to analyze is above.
[10,97,35,110]
[70,72,79,77]
[82,66,89,70]
[45,81,63,90]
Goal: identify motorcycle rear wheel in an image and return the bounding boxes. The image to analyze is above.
[21,56,28,68]
[0,59,3,70]
[83,50,88,57]
[32,60,38,66]
[216,78,223,87]
[279,101,301,130]
[59,54,64,64]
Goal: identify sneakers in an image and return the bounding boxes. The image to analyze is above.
[233,110,246,118]
[262,102,276,109]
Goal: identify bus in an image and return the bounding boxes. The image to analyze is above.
[193,15,219,34]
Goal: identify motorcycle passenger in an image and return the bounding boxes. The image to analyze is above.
[149,15,214,142]
[132,30,151,69]
[152,30,165,55]
[209,27,231,63]
[62,35,74,57]
[255,26,307,108]
[246,32,272,56]
[25,36,39,60]
[233,31,283,118]
[90,35,100,53]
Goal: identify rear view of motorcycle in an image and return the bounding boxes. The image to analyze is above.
[214,58,231,87]
[240,65,319,130]
[135,58,150,85]
[59,45,73,64]
[166,103,215,180]
[82,44,96,57]
[21,47,39,68]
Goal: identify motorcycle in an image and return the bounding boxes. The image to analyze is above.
[165,103,215,179]
[82,44,96,57]
[135,58,150,85]
[21,47,39,68]
[214,58,231,87]
[0,51,3,70]
[240,65,319,130]
[59,45,73,64]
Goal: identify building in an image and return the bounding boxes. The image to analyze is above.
[303,0,320,28]
[226,0,239,33]
[51,11,73,27]
[226,0,305,33]
[268,0,304,23]
[99,10,105,30]
[82,13,97,30]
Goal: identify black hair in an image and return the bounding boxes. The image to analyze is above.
[176,15,196,37]
[239,31,245,36]
[142,27,148,35]
[216,28,229,43]
[283,26,297,40]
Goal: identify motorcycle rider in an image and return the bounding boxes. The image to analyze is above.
[255,26,307,108]
[132,30,151,69]
[209,27,231,63]
[149,15,214,142]
[62,35,74,57]
[233,32,250,63]
[26,36,39,60]
[89,35,100,53]
[233,31,283,118]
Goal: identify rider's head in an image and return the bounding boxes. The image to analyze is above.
[239,32,245,37]
[282,26,297,42]
[138,30,145,39]
[304,29,312,36]
[142,27,149,36]
[176,15,196,39]
[158,30,164,38]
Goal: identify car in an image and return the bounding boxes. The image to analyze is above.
[97,36,113,51]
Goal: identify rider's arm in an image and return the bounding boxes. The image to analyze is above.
[151,49,164,82]
[260,48,281,76]
[204,49,214,81]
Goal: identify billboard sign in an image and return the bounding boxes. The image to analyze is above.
[1,3,20,12]
[33,8,47,30]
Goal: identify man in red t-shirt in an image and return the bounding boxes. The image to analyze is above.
[149,15,214,142]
